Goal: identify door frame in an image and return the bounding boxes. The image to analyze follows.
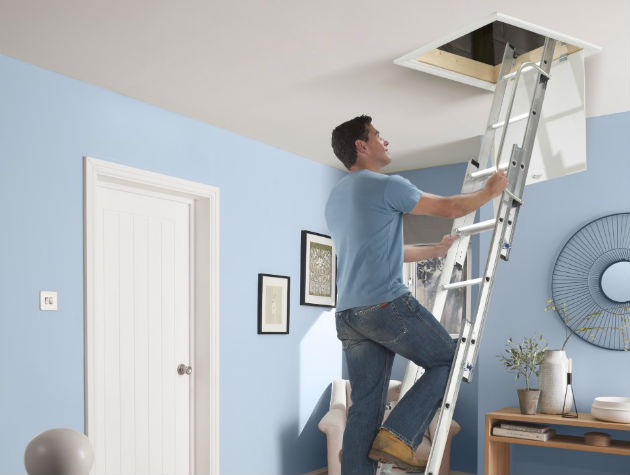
[84,156,220,474]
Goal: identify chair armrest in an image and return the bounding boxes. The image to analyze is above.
[427,414,461,442]
[330,379,348,411]
[319,407,347,475]
[318,407,347,434]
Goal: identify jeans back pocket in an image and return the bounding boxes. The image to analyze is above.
[352,302,407,344]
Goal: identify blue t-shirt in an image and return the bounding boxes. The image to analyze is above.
[325,170,422,311]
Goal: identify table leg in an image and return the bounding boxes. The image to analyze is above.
[485,416,510,475]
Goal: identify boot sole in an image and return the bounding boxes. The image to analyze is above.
[368,448,427,472]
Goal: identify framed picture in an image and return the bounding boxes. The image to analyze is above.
[258,274,290,334]
[300,230,337,307]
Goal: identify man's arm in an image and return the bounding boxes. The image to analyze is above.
[404,235,458,263]
[409,171,507,218]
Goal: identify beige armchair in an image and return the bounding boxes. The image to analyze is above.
[318,379,460,475]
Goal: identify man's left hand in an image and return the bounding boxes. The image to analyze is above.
[437,234,458,257]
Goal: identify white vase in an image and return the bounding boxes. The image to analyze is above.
[539,349,573,414]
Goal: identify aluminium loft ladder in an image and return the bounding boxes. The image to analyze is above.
[395,37,558,475]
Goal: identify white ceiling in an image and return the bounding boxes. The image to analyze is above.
[0,0,627,172]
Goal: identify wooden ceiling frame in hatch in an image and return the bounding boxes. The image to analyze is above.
[394,12,601,91]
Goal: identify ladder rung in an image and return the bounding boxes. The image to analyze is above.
[502,64,537,81]
[469,162,509,179]
[442,278,482,290]
[502,59,554,82]
[456,219,496,236]
[491,112,529,130]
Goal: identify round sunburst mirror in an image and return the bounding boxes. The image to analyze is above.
[551,213,630,351]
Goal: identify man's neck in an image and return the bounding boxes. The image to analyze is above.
[349,163,382,173]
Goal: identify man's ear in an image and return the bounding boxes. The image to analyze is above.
[355,139,367,155]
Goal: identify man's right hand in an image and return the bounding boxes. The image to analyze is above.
[485,171,508,198]
[410,170,509,219]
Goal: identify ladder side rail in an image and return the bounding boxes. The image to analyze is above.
[423,319,472,475]
[501,39,557,261]
[500,156,527,261]
[463,38,556,380]
[493,58,552,174]
[477,44,517,170]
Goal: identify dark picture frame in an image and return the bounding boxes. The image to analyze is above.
[300,230,337,307]
[257,273,290,334]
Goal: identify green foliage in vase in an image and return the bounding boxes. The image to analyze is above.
[497,334,548,390]
[545,299,630,351]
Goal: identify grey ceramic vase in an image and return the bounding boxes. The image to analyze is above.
[517,388,541,415]
[24,428,94,475]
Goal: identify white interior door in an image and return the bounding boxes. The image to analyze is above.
[91,185,192,475]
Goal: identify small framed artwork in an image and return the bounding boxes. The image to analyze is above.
[258,274,290,334]
[300,230,337,307]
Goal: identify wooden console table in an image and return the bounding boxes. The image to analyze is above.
[485,407,630,474]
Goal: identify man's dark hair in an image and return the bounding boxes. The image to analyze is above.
[331,115,372,170]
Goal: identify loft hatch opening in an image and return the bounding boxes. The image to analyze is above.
[438,21,548,66]
[395,13,600,90]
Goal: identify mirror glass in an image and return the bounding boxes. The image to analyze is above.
[600,261,630,303]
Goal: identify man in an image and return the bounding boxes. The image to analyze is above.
[325,115,507,474]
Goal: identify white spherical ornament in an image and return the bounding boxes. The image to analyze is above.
[24,428,94,475]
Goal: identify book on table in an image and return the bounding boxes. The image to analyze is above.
[499,421,552,433]
[493,427,556,441]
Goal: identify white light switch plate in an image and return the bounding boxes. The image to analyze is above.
[40,290,58,311]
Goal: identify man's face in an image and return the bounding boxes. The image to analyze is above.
[361,124,391,168]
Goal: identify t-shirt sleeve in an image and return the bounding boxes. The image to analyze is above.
[384,175,422,213]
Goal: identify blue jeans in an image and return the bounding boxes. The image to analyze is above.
[335,292,456,475]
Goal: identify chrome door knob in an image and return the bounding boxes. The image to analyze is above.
[177,364,192,375]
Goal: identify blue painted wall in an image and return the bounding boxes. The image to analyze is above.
[1,51,628,475]
[475,111,630,474]
[0,54,344,474]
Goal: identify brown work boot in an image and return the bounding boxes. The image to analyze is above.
[368,429,427,472]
